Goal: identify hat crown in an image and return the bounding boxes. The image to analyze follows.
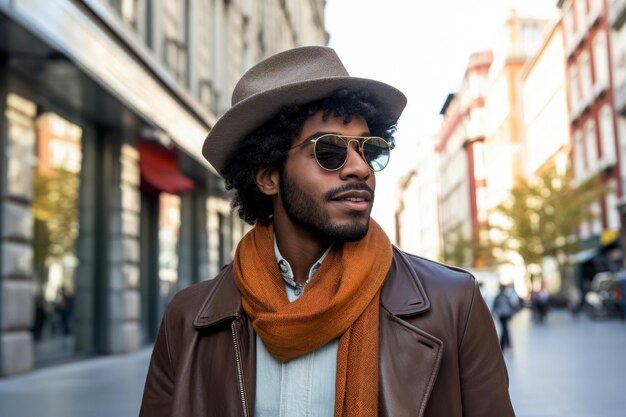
[232,46,350,106]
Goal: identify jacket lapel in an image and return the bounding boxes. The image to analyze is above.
[192,266,257,417]
[379,248,443,417]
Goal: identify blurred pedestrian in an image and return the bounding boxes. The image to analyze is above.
[32,296,47,340]
[493,284,514,350]
[531,287,549,323]
[55,286,74,336]
[567,284,582,319]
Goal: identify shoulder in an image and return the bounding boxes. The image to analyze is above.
[393,248,478,296]
[165,265,232,324]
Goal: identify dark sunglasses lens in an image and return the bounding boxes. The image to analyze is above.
[362,137,390,171]
[315,135,347,170]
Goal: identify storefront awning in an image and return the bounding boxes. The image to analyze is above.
[139,142,195,194]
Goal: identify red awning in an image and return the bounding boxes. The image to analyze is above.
[139,141,195,194]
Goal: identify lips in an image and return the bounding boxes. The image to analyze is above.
[330,189,372,202]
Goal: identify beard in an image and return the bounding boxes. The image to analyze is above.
[279,172,373,242]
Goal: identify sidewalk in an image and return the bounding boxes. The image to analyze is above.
[504,308,626,417]
[0,348,151,417]
[1,309,624,417]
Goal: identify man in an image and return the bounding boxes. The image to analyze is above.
[139,46,515,417]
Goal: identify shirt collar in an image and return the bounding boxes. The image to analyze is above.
[273,235,332,289]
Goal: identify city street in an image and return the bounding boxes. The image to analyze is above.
[0,308,624,416]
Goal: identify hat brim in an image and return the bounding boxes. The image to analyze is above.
[202,76,407,173]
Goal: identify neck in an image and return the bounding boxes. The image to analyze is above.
[274,223,331,285]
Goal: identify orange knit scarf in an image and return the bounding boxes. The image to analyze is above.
[233,220,392,417]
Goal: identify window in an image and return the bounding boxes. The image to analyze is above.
[599,105,617,167]
[606,188,620,231]
[569,65,581,116]
[580,52,593,106]
[32,112,83,364]
[589,0,603,22]
[590,201,603,234]
[575,0,587,35]
[158,193,180,318]
[110,0,140,30]
[585,120,599,174]
[573,129,585,181]
[563,7,575,52]
[162,0,189,84]
[593,31,610,93]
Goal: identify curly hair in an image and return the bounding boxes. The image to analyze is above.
[220,89,399,226]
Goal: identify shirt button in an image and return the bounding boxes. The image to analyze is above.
[294,287,302,296]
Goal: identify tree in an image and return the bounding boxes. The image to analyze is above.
[443,226,493,268]
[492,166,609,290]
[443,229,472,267]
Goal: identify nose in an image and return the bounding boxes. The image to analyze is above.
[339,140,371,179]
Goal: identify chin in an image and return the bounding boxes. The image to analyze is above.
[327,220,370,242]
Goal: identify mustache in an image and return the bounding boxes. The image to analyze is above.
[324,183,375,201]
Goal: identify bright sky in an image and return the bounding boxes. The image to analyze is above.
[325,0,559,240]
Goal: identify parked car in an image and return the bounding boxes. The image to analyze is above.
[584,272,622,318]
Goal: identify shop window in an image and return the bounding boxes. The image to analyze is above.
[158,192,180,319]
[32,113,82,364]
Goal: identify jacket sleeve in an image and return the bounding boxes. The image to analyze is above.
[459,278,515,417]
[139,309,175,417]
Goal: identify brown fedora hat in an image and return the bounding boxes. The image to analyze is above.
[202,46,407,173]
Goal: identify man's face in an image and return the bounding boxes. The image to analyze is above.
[277,112,377,242]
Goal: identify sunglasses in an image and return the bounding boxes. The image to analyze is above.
[290,133,391,172]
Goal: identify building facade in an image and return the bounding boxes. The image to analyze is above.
[608,0,626,255]
[0,0,327,376]
[483,11,547,212]
[395,135,441,261]
[559,0,623,281]
[520,21,570,178]
[518,18,572,293]
[436,51,492,267]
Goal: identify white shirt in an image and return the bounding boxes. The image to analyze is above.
[254,239,338,417]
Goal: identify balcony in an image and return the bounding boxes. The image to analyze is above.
[610,0,626,29]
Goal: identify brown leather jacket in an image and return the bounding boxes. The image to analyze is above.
[139,248,515,417]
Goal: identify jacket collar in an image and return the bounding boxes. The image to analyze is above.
[193,264,242,328]
[193,246,431,329]
[381,246,431,316]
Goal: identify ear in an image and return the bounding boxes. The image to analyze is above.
[253,166,279,196]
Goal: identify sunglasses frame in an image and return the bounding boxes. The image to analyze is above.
[290,133,391,172]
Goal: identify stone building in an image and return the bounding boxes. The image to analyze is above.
[0,0,327,376]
